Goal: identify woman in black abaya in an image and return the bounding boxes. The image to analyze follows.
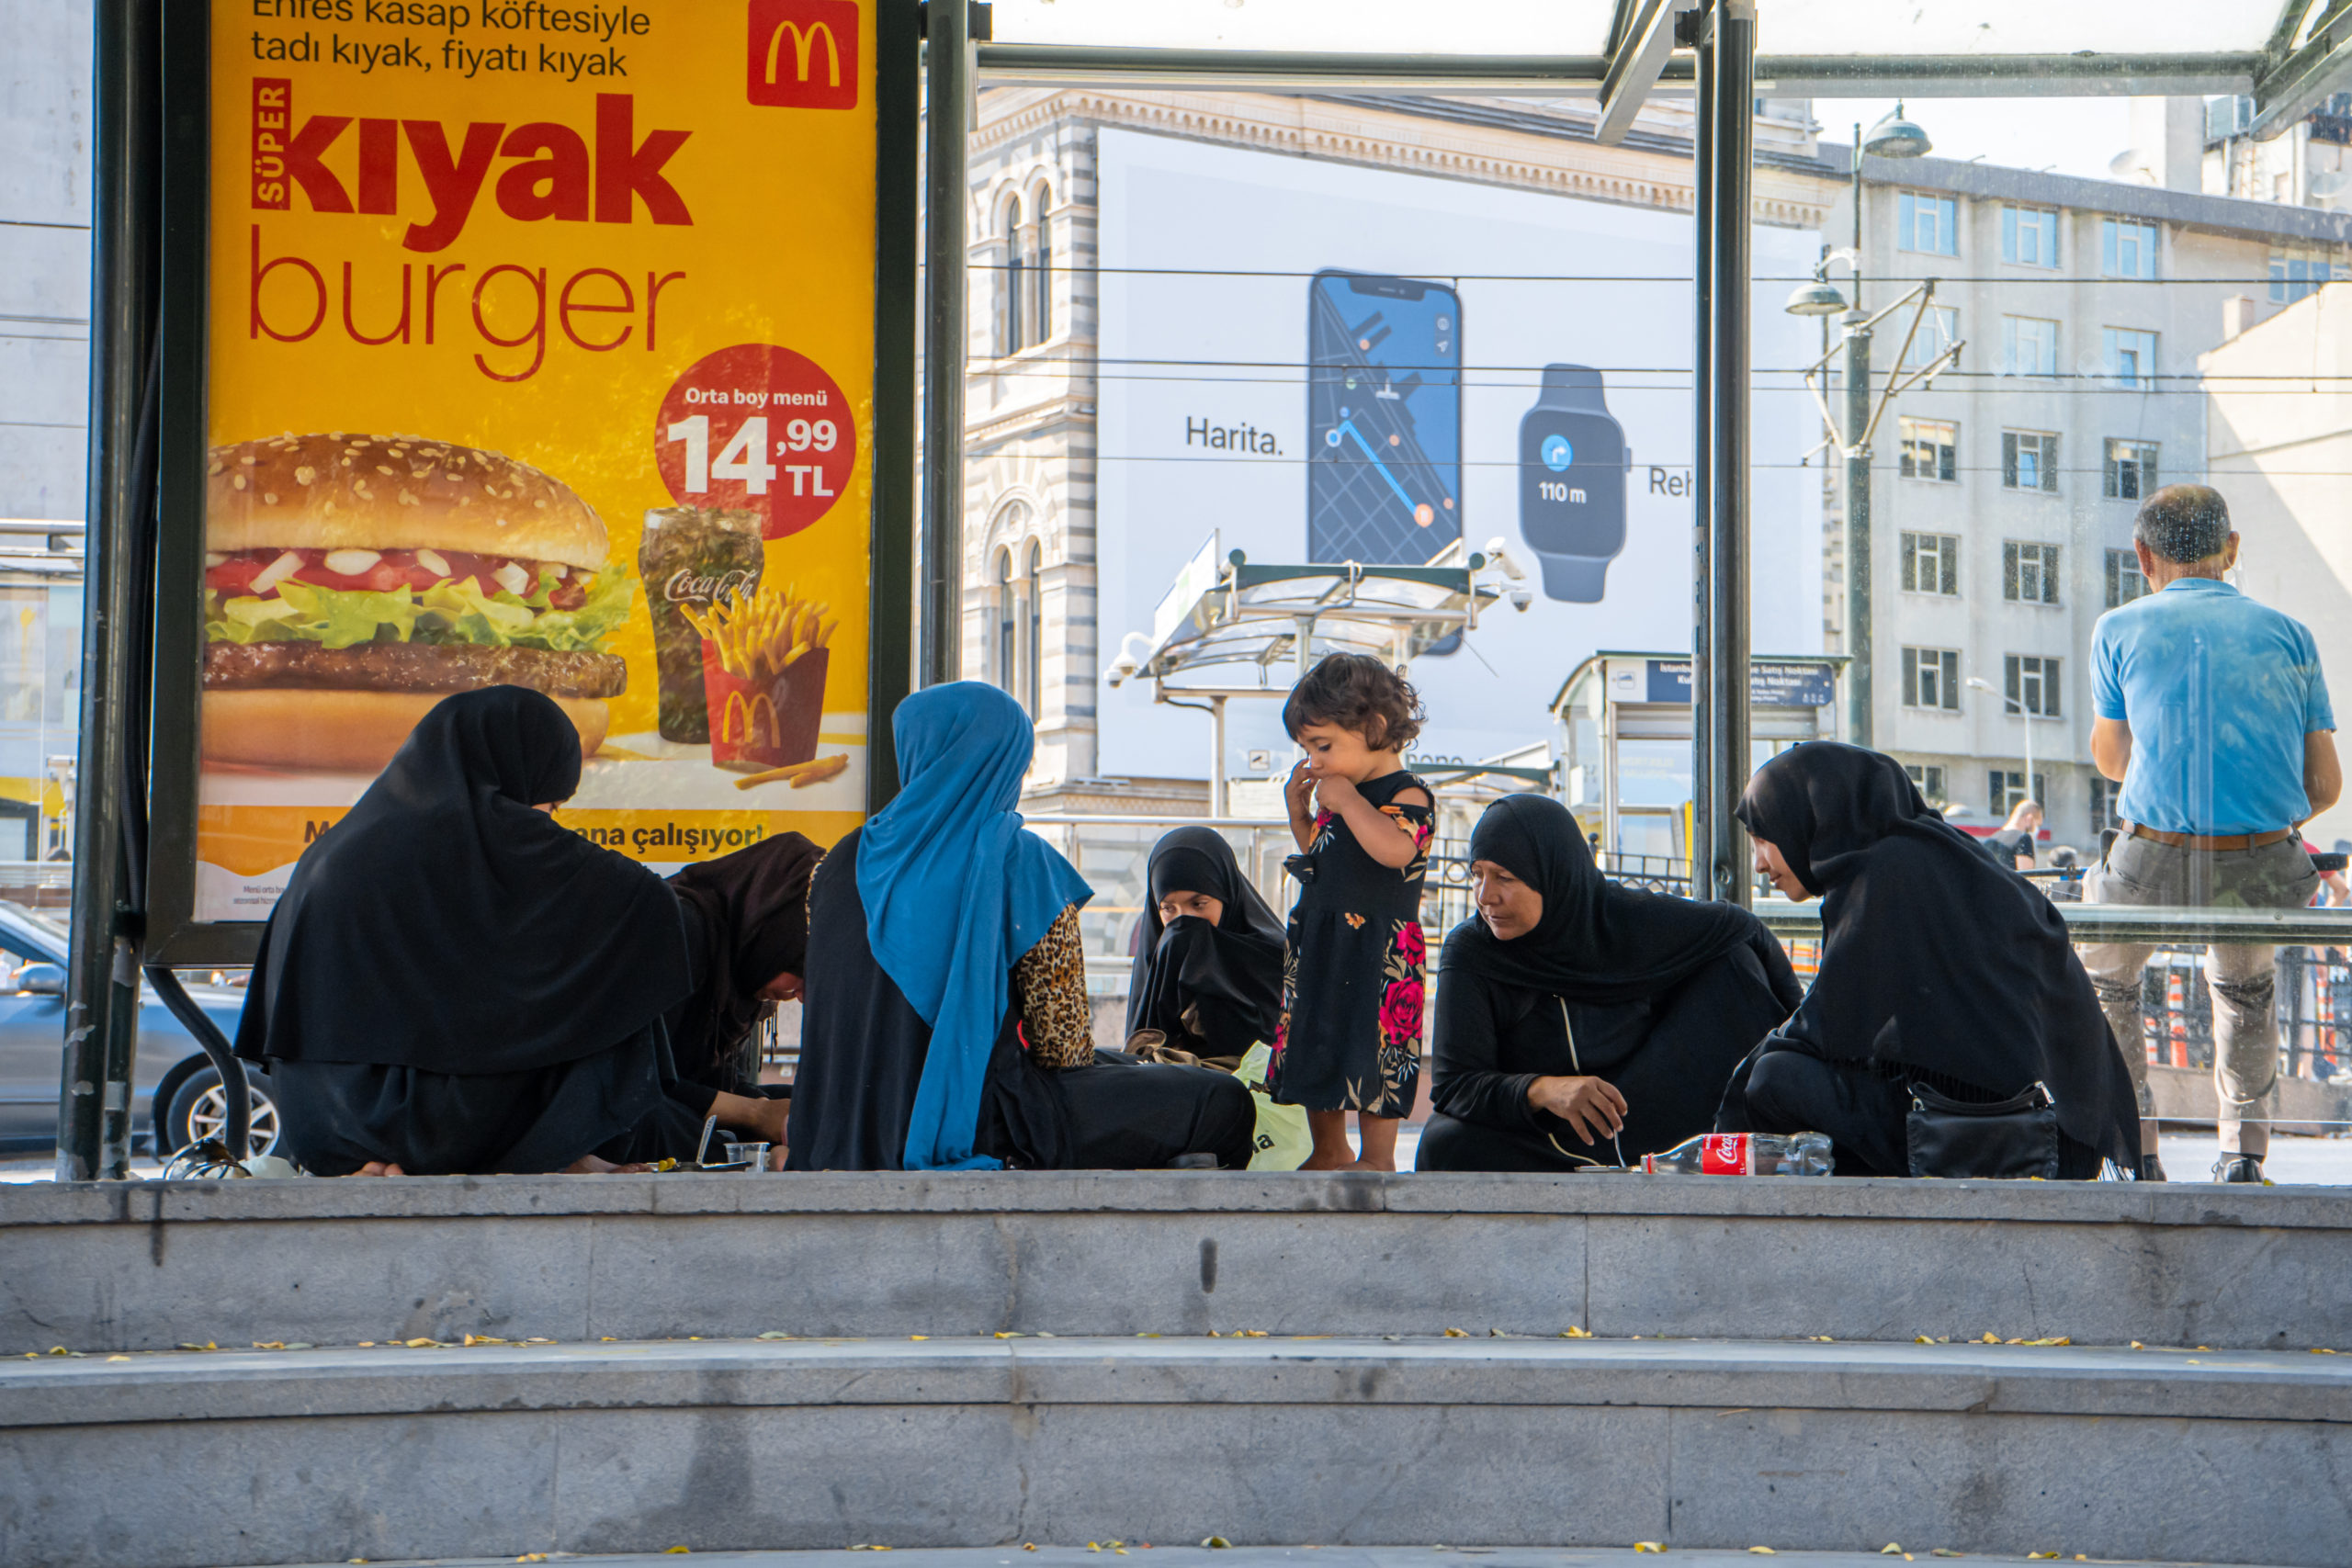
[1718,742,2141,1179]
[600,834,824,1165]
[1124,827,1284,1069]
[1419,794,1804,1171]
[234,688,693,1176]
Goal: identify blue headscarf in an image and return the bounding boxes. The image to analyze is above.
[858,682,1094,1170]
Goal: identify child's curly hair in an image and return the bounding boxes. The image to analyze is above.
[1282,653,1424,751]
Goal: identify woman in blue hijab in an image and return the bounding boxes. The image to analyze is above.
[786,682,1255,1171]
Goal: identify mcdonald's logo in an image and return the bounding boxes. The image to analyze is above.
[721,689,784,748]
[748,0,859,111]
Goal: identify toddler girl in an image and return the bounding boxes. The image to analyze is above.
[1271,653,1434,1170]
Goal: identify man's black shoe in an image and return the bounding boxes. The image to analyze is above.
[2213,1156,2265,1183]
[2137,1154,2168,1181]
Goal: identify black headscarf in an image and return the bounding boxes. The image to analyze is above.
[234,687,692,1076]
[667,833,823,1077]
[1442,793,1801,1010]
[1735,741,2140,1168]
[1125,827,1285,1047]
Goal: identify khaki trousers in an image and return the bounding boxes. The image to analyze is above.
[2075,833,2317,1159]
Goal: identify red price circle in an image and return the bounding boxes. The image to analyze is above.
[654,344,855,540]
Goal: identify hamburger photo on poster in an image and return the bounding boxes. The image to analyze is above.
[203,434,631,772]
[191,3,880,921]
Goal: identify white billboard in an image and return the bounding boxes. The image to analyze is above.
[1095,127,1825,777]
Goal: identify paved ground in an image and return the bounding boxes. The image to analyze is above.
[7,1130,2350,1184]
[245,1548,2280,1568]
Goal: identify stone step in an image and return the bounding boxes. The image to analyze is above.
[235,1551,2322,1568]
[5,1337,2346,1568]
[6,1173,2352,1354]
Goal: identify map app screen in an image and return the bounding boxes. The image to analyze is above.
[1306,271,1463,566]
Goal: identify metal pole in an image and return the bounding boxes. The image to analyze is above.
[1209,695,1228,818]
[1687,6,1713,887]
[1698,0,1755,908]
[1843,129,1873,750]
[918,0,971,688]
[60,0,160,1180]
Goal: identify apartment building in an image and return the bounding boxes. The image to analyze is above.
[1825,145,2352,849]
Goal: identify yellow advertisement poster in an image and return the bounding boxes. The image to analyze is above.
[198,0,877,919]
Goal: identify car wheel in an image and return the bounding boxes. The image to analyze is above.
[162,1067,281,1160]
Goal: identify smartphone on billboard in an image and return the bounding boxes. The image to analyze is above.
[1306,271,1462,566]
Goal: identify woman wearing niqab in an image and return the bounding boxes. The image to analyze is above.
[233,687,693,1175]
[1419,793,1803,1170]
[1720,742,2141,1178]
[787,682,1255,1171]
[1123,827,1285,1069]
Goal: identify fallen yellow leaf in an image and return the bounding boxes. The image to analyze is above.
[1201,1538,1232,1550]
[2312,1347,2338,1354]
[107,1355,130,1363]
[1916,1337,1934,1344]
[1443,1327,1468,1337]
[1634,1543,1667,1554]
[910,1335,929,1341]
[1749,1549,1777,1555]
[518,1556,549,1563]
[995,1332,1024,1339]
[1561,1326,1593,1338]
[404,1338,436,1348]
[756,1331,794,1340]
[665,1549,691,1555]
[1981,1332,1999,1344]
[253,1341,285,1350]
[1880,1546,1903,1555]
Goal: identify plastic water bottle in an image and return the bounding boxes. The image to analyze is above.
[1639,1132,1833,1176]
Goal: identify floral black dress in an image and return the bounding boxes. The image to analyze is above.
[1269,770,1434,1115]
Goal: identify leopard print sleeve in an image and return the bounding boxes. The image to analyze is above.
[1011,903,1094,1070]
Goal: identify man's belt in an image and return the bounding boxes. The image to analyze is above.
[2123,821,2298,852]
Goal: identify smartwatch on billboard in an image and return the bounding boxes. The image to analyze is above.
[1518,364,1630,603]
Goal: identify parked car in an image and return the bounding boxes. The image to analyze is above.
[0,901,273,1158]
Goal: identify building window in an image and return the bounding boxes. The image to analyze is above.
[2089,774,2124,835]
[1898,417,1958,482]
[1902,647,1961,711]
[1023,541,1043,719]
[1998,316,2057,378]
[1900,531,1960,595]
[2001,205,2059,267]
[992,548,1017,695]
[1905,763,1949,805]
[1897,192,1958,256]
[2003,541,2062,604]
[2270,250,2339,304]
[996,191,1054,355]
[2101,219,2158,279]
[2102,327,2158,388]
[1990,770,2050,818]
[2105,547,2150,607]
[1901,305,1960,371]
[2104,438,2158,500]
[2005,653,2062,718]
[2002,431,2059,492]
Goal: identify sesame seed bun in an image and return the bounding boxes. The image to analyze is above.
[205,433,608,570]
[202,690,611,774]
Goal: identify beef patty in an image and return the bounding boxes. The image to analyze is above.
[205,639,628,700]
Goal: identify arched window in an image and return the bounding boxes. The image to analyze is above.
[1023,540,1043,719]
[1025,183,1053,347]
[993,548,1016,696]
[1001,194,1025,357]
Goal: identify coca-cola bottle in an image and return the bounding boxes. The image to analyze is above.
[1640,1131,1833,1176]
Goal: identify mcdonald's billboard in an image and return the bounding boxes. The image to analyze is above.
[150,0,911,946]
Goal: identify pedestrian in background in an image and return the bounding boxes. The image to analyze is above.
[1984,798,2042,873]
[2075,484,2340,1183]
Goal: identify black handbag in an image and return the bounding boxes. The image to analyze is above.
[1905,1080,2060,1179]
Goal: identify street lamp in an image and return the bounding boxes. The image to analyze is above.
[1966,675,2034,823]
[1788,105,1933,752]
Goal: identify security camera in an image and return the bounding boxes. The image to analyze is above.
[1105,652,1137,688]
[1508,587,1534,613]
[1481,537,1528,582]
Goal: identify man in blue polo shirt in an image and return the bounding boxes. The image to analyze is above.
[2078,485,2340,1182]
